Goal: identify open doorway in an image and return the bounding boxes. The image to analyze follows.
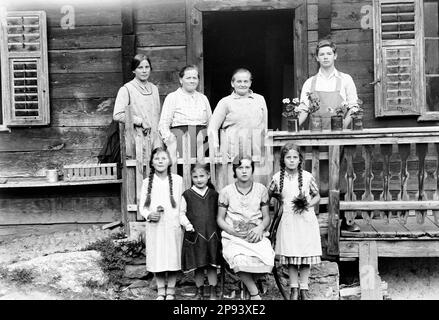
[203,10,295,131]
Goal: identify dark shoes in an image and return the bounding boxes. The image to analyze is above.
[289,287,299,300]
[194,286,204,300]
[300,289,310,300]
[341,222,361,232]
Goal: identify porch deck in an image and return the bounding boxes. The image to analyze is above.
[341,216,439,239]
[339,216,439,265]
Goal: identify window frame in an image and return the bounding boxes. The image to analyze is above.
[0,8,50,128]
[418,0,439,121]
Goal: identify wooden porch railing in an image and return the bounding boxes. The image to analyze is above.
[119,105,273,236]
[271,127,439,255]
[120,104,439,255]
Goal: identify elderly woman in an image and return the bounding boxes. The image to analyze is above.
[207,68,268,154]
[217,156,274,300]
[113,54,162,148]
[159,65,212,160]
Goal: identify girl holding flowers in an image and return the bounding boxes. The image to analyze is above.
[268,143,322,300]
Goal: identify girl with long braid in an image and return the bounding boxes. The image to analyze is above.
[268,143,321,300]
[139,146,184,300]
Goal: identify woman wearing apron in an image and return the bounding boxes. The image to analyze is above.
[297,39,360,232]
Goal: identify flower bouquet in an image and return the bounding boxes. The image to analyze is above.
[291,193,309,214]
[328,102,349,131]
[349,99,364,130]
[282,97,301,132]
[306,92,321,131]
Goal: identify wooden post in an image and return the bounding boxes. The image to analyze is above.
[125,105,137,222]
[121,0,135,84]
[119,122,129,237]
[318,0,332,39]
[359,241,382,300]
[327,145,340,256]
[135,128,144,221]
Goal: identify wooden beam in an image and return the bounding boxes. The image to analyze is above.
[340,240,439,258]
[359,241,382,300]
[327,145,340,255]
[194,0,304,11]
[340,201,439,211]
[121,0,135,84]
[318,0,331,39]
[294,2,308,97]
[186,0,204,92]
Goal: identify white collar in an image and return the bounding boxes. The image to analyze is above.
[191,185,208,196]
[317,68,339,80]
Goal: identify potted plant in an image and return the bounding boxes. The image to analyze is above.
[349,99,364,130]
[282,97,301,132]
[328,102,348,131]
[306,92,321,131]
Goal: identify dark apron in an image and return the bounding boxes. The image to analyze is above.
[310,75,344,130]
[310,75,344,196]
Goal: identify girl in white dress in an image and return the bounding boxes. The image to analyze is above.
[268,143,321,300]
[139,147,184,300]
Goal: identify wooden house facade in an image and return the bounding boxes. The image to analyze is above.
[1,0,439,298]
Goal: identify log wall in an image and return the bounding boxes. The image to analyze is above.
[0,1,123,233]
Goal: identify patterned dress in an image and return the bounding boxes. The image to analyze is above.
[181,187,221,272]
[218,182,275,273]
[269,170,322,265]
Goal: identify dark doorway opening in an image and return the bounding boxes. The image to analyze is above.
[203,10,295,131]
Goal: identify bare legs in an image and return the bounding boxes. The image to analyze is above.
[154,271,178,300]
[238,272,261,300]
[194,266,218,300]
[288,264,311,300]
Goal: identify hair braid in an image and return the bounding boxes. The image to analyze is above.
[167,166,176,208]
[279,166,285,196]
[144,167,155,208]
[298,162,303,196]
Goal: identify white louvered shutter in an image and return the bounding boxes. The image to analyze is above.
[1,10,50,126]
[373,0,424,117]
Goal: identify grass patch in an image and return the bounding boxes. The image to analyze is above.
[9,268,35,284]
[84,234,145,287]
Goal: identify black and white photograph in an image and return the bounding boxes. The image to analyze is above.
[0,0,439,307]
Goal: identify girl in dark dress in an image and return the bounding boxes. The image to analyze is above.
[180,163,221,300]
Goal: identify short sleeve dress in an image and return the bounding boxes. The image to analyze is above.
[218,182,275,273]
[269,170,322,265]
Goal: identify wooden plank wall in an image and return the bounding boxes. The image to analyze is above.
[0,1,122,233]
[309,0,439,129]
[133,0,186,104]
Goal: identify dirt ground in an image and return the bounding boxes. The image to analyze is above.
[0,226,283,300]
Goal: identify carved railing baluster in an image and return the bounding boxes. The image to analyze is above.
[416,143,428,224]
[434,144,439,225]
[344,145,357,225]
[397,144,410,224]
[380,145,393,224]
[361,145,375,223]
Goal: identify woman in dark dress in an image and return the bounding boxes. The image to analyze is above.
[180,163,221,300]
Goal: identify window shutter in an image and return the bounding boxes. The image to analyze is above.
[373,0,424,117]
[1,10,50,126]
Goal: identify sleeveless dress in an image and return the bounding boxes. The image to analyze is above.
[181,188,221,271]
